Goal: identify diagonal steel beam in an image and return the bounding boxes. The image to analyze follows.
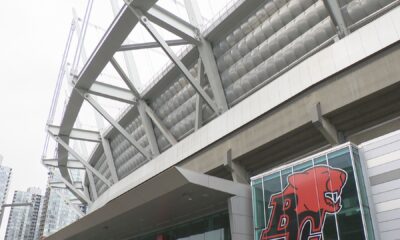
[78,90,152,160]
[142,101,177,145]
[195,59,204,130]
[197,38,228,112]
[87,171,98,200]
[110,0,142,90]
[48,132,112,187]
[138,101,160,155]
[118,39,188,51]
[58,175,92,205]
[83,184,90,202]
[110,57,141,98]
[51,188,85,217]
[101,135,119,183]
[128,6,220,114]
[184,0,228,112]
[57,0,157,187]
[145,5,200,45]
[323,0,349,38]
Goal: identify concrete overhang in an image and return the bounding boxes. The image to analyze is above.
[46,167,250,240]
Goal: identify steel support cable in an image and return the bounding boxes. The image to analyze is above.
[43,20,76,159]
[71,0,94,75]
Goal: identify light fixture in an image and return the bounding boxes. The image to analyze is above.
[182,192,193,201]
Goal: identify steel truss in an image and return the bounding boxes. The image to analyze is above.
[47,0,231,208]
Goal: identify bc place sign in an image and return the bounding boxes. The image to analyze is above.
[251,144,375,240]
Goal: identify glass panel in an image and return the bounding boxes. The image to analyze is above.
[261,172,283,239]
[252,179,265,240]
[293,160,328,239]
[313,154,340,240]
[328,147,365,240]
[251,145,375,240]
[132,211,230,240]
[352,147,375,240]
[313,155,327,166]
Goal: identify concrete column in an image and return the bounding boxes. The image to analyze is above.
[228,196,254,240]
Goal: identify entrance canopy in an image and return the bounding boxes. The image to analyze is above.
[46,167,250,240]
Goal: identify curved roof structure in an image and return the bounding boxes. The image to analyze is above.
[43,0,400,208]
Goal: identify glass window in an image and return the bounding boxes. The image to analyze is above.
[261,172,282,240]
[327,148,365,240]
[352,147,376,240]
[251,145,375,240]
[252,178,265,240]
[132,211,230,240]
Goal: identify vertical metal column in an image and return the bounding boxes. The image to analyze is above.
[184,0,228,112]
[323,0,349,38]
[195,59,204,130]
[101,135,120,183]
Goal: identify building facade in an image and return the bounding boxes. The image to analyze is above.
[42,0,400,239]
[0,155,12,221]
[39,170,81,237]
[5,188,43,240]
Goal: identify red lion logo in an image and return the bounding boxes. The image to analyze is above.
[260,165,347,240]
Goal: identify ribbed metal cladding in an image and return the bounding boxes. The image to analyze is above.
[91,0,399,196]
[359,131,400,239]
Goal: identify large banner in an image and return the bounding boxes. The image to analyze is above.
[251,145,374,240]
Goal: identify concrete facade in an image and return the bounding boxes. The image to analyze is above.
[90,7,400,212]
[43,1,400,239]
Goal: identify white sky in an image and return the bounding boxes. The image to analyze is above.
[0,0,232,237]
[0,0,83,237]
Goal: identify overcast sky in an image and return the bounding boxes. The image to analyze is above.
[0,0,83,236]
[0,0,232,237]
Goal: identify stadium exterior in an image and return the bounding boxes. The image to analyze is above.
[42,0,400,239]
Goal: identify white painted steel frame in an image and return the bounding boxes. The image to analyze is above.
[47,124,101,143]
[89,11,400,210]
[49,131,112,187]
[128,6,220,114]
[85,81,136,104]
[42,158,85,170]
[145,5,200,45]
[49,181,83,190]
[55,0,157,192]
[323,0,349,38]
[101,135,119,183]
[51,0,398,207]
[118,39,188,51]
[52,0,232,202]
[59,174,93,205]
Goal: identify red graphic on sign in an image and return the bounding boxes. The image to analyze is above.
[260,165,347,240]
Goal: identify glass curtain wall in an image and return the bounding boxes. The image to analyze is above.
[131,211,230,240]
[251,145,375,240]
